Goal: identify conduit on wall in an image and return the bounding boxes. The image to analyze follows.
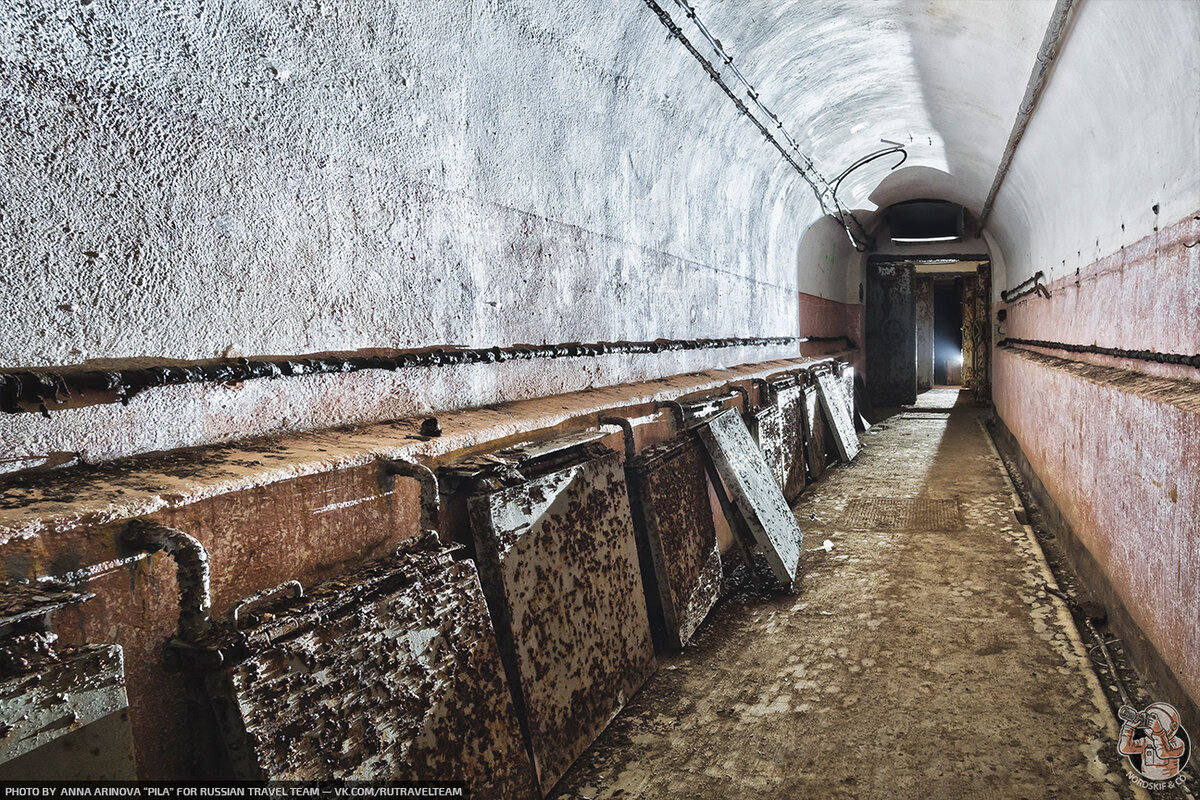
[0,335,857,416]
[978,0,1078,232]
[643,0,877,251]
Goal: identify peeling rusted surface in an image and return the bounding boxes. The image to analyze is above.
[0,356,828,546]
[748,404,787,494]
[801,382,828,479]
[0,358,834,779]
[466,447,655,795]
[0,644,130,766]
[769,379,809,501]
[694,409,803,586]
[203,543,536,796]
[817,372,860,463]
[627,436,723,650]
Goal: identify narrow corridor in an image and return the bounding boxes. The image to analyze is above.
[552,389,1130,799]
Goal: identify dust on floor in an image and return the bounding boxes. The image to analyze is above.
[551,389,1137,800]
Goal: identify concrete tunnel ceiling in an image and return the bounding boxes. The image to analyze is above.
[648,0,1051,235]
[656,0,1196,272]
[2,0,1196,466]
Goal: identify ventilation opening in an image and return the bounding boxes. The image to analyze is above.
[889,200,964,244]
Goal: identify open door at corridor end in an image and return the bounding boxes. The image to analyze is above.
[866,260,917,406]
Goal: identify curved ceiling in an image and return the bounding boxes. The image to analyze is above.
[667,0,1056,220]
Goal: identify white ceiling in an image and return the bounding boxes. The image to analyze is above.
[685,0,1056,219]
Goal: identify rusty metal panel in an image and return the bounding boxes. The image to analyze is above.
[0,645,132,774]
[867,261,917,405]
[467,448,655,795]
[770,380,808,501]
[627,436,723,650]
[839,365,856,418]
[747,404,786,492]
[801,383,828,480]
[204,544,537,797]
[0,583,137,780]
[817,372,861,463]
[695,409,804,585]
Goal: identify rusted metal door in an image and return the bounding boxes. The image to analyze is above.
[967,265,992,404]
[626,435,723,650]
[467,445,655,795]
[961,273,978,389]
[867,261,917,405]
[916,277,934,392]
[695,409,804,586]
[204,540,537,797]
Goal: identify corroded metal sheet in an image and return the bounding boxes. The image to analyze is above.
[0,645,131,767]
[695,409,804,585]
[839,365,857,420]
[627,436,722,650]
[205,545,537,797]
[771,381,809,501]
[817,372,861,463]
[468,449,655,795]
[801,383,828,480]
[747,404,786,492]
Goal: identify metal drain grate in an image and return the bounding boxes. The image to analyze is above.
[842,498,963,530]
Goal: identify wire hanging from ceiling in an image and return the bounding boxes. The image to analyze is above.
[644,0,885,251]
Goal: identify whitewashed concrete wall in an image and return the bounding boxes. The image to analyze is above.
[0,0,827,467]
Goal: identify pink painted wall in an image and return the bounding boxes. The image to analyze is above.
[1001,214,1200,382]
[797,291,865,376]
[994,211,1200,713]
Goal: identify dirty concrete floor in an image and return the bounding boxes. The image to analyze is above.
[551,389,1136,800]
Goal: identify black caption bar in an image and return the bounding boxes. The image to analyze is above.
[0,784,468,800]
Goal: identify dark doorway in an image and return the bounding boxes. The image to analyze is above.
[865,260,917,406]
[933,282,962,385]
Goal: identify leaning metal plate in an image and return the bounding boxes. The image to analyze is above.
[773,381,808,501]
[817,372,861,462]
[0,645,130,767]
[695,409,804,585]
[205,547,536,797]
[468,449,656,795]
[801,383,828,479]
[627,435,723,650]
[748,404,787,492]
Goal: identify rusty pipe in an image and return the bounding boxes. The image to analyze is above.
[978,0,1078,232]
[383,460,441,533]
[655,400,687,431]
[121,520,212,642]
[725,383,751,413]
[599,416,637,460]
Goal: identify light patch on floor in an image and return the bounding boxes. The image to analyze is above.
[550,389,1138,799]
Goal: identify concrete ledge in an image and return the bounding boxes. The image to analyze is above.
[0,353,843,546]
